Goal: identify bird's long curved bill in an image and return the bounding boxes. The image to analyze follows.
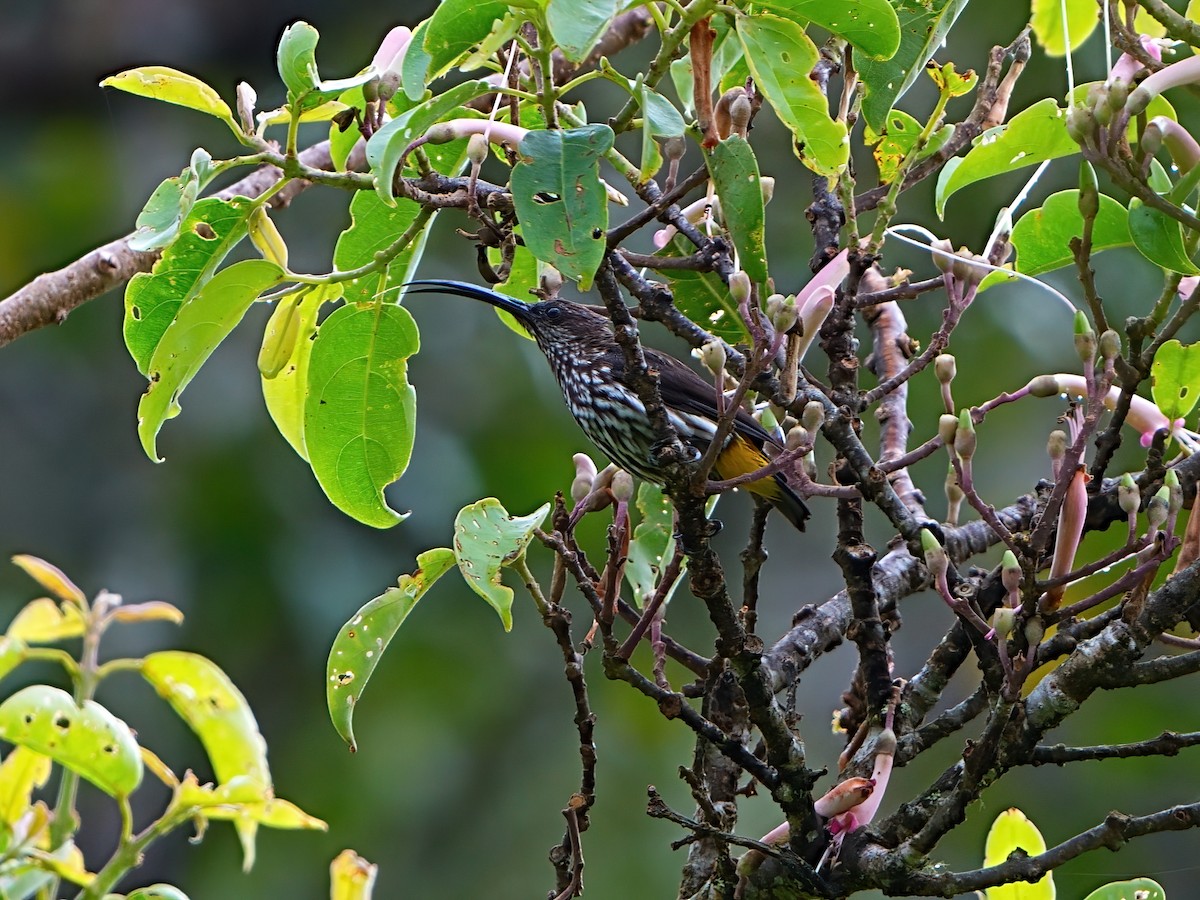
[403,279,532,322]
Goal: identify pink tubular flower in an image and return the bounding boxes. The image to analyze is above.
[1037,373,1198,452]
[796,248,850,316]
[1109,34,1164,84]
[372,26,413,73]
[1146,116,1200,173]
[1041,465,1090,611]
[1179,276,1199,299]
[652,178,775,249]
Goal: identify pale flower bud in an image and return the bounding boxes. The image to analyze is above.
[571,453,598,504]
[1047,430,1068,462]
[611,469,635,504]
[1166,468,1183,517]
[1001,549,1021,596]
[1146,486,1170,530]
[802,401,825,434]
[1099,329,1120,361]
[954,409,976,463]
[1026,374,1061,398]
[921,529,948,579]
[991,606,1017,638]
[729,270,752,307]
[934,354,956,385]
[466,132,489,166]
[938,414,959,445]
[698,340,726,377]
[786,424,809,452]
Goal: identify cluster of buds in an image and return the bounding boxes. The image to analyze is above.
[569,454,623,521]
[930,239,988,293]
[714,86,753,141]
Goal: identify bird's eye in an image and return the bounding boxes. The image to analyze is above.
[545,304,563,320]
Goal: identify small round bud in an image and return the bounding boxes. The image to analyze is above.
[938,413,959,445]
[376,71,400,102]
[944,464,963,502]
[954,409,976,463]
[1047,429,1068,461]
[786,424,809,452]
[934,354,957,385]
[663,135,686,161]
[698,340,726,377]
[1106,77,1129,112]
[540,266,564,295]
[1126,84,1153,118]
[1099,329,1121,361]
[802,401,825,434]
[362,76,380,104]
[728,94,753,137]
[1141,118,1164,159]
[611,469,635,503]
[1074,310,1096,364]
[1094,98,1114,126]
[1027,374,1062,398]
[920,528,948,578]
[991,606,1017,638]
[1146,486,1170,530]
[571,453,598,503]
[766,292,798,333]
[729,270,752,307]
[1119,473,1140,516]
[1024,616,1045,649]
[930,238,955,274]
[466,132,489,166]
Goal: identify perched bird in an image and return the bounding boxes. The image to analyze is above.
[404,280,809,531]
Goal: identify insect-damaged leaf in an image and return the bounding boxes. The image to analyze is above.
[453,499,550,631]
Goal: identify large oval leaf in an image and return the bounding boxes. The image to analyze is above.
[422,0,513,80]
[1128,198,1200,275]
[511,125,614,289]
[747,0,901,60]
[936,98,1078,217]
[1011,190,1132,276]
[858,0,969,133]
[0,685,142,798]
[137,259,284,461]
[100,67,237,133]
[453,499,550,631]
[124,197,255,375]
[706,136,769,283]
[304,303,420,528]
[327,548,456,751]
[736,13,848,176]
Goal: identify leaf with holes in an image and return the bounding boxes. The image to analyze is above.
[142,651,274,870]
[1151,340,1200,422]
[511,125,614,289]
[304,303,420,528]
[547,0,618,63]
[736,12,847,175]
[865,110,952,182]
[935,99,1078,217]
[658,235,749,344]
[128,150,216,253]
[100,67,239,135]
[0,686,142,798]
[858,0,969,133]
[1129,198,1200,275]
[421,0,514,81]
[1082,878,1166,900]
[1011,190,1132,276]
[327,548,456,751]
[138,259,284,462]
[706,136,769,282]
[262,285,338,462]
[173,772,326,832]
[331,849,378,900]
[982,808,1054,899]
[747,0,900,60]
[124,198,255,374]
[453,499,550,631]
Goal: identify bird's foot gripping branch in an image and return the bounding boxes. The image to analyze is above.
[11,0,1200,896]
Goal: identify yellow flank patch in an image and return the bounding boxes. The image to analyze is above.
[712,435,780,500]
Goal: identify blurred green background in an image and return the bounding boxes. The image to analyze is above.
[2,1,1199,897]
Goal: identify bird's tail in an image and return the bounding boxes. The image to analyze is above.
[712,434,810,531]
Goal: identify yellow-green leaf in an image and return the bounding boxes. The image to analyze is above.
[11,556,86,607]
[261,286,334,462]
[0,746,51,828]
[0,686,142,798]
[110,601,185,626]
[7,599,86,644]
[983,808,1055,899]
[125,886,191,900]
[453,499,550,631]
[1030,0,1098,56]
[331,849,377,900]
[100,66,238,134]
[328,548,456,751]
[1151,339,1200,422]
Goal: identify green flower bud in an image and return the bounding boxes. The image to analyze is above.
[934,354,957,385]
[1099,329,1120,361]
[729,94,753,137]
[1001,549,1021,595]
[1027,374,1062,398]
[1078,161,1099,219]
[938,413,959,446]
[1074,310,1096,364]
[757,405,779,432]
[1119,473,1140,516]
[954,409,976,463]
[1166,468,1183,517]
[921,529,948,579]
[766,292,798,333]
[1146,486,1170,530]
[802,401,825,434]
[1141,118,1164,158]
[930,238,956,274]
[466,132,489,166]
[991,606,1017,638]
[1024,616,1045,648]
[729,271,752,307]
[1106,77,1129,112]
[611,469,635,503]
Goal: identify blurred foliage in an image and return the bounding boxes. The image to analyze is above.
[2,1,1200,898]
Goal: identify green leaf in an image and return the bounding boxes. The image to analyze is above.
[128,150,215,253]
[365,79,492,205]
[422,0,513,79]
[277,22,377,112]
[125,886,192,900]
[1081,878,1166,900]
[137,259,284,462]
[1030,0,1097,56]
[747,0,901,60]
[658,235,749,343]
[488,242,539,339]
[327,548,456,751]
[1128,198,1200,275]
[330,849,378,900]
[453,499,550,631]
[261,285,336,462]
[173,772,325,832]
[334,193,434,306]
[706,137,768,282]
[858,0,970,133]
[1011,191,1132,276]
[736,13,848,176]
[6,599,85,644]
[124,197,255,374]
[0,636,27,685]
[625,484,677,607]
[1151,339,1200,421]
[511,125,614,289]
[602,68,685,181]
[142,651,273,871]
[400,20,435,101]
[0,686,142,798]
[304,303,420,528]
[100,67,238,135]
[935,98,1078,217]
[547,0,618,63]
[982,808,1055,900]
[670,18,744,118]
[865,110,952,182]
